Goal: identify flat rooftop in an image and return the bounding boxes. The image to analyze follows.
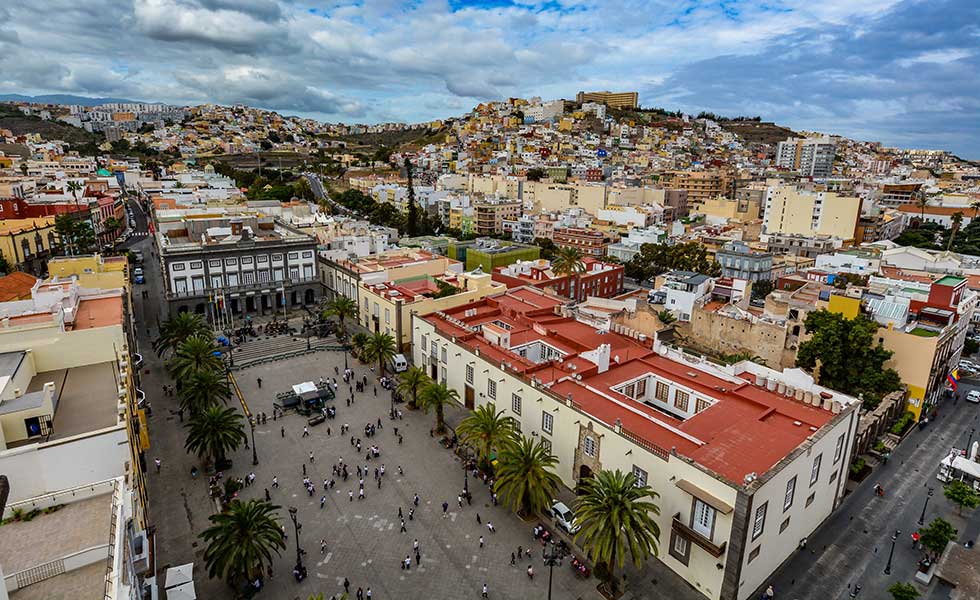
[423,292,850,484]
[338,249,451,273]
[32,362,119,441]
[0,494,111,600]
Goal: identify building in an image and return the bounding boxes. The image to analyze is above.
[660,170,735,209]
[552,227,617,257]
[575,90,639,109]
[447,238,540,272]
[473,198,521,236]
[878,183,925,209]
[413,290,860,600]
[606,227,667,262]
[0,271,38,302]
[685,302,796,369]
[156,212,320,318]
[658,271,714,321]
[716,241,773,282]
[0,217,59,276]
[765,234,840,259]
[896,204,977,229]
[319,248,460,307]
[359,268,506,352]
[492,257,625,301]
[774,137,836,178]
[856,209,906,243]
[763,184,861,241]
[698,195,763,224]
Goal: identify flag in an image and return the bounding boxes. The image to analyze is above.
[947,368,960,390]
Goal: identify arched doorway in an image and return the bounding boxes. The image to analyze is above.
[304,289,315,305]
[246,296,256,312]
[291,291,299,306]
[579,465,593,480]
[194,303,205,314]
[177,305,189,314]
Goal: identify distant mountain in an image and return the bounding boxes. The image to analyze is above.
[0,93,149,106]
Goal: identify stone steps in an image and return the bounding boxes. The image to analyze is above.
[225,335,345,370]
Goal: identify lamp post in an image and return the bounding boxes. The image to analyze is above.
[918,487,934,526]
[542,540,566,600]
[883,529,900,575]
[968,428,976,452]
[288,507,304,578]
[250,419,258,466]
[464,468,469,496]
[306,331,311,351]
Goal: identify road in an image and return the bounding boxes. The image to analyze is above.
[768,388,980,600]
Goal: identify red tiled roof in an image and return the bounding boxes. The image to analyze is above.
[0,272,37,302]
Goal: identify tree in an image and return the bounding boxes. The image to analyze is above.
[917,194,928,222]
[574,469,661,593]
[154,312,210,357]
[551,246,586,277]
[66,180,83,205]
[322,296,358,342]
[525,168,546,181]
[887,582,920,600]
[351,332,370,361]
[626,241,720,282]
[795,310,903,408]
[751,279,774,300]
[0,250,9,276]
[943,479,980,515]
[971,200,980,220]
[657,309,676,324]
[363,332,397,377]
[419,382,459,434]
[179,368,232,415]
[456,403,518,467]
[169,335,223,383]
[71,221,96,254]
[534,237,559,261]
[918,517,957,558]
[200,499,285,588]
[493,436,562,516]
[103,217,122,235]
[396,366,430,409]
[185,405,247,467]
[405,157,419,237]
[947,212,965,250]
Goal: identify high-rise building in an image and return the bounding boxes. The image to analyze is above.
[575,90,639,109]
[775,137,837,178]
[659,170,735,209]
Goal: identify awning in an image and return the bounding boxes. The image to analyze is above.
[675,479,734,514]
[164,563,194,588]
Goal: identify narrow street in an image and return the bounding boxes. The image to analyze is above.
[768,391,980,599]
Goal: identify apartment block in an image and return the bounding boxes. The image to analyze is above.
[575,90,639,109]
[763,184,861,241]
[552,227,617,257]
[492,257,624,301]
[473,198,521,236]
[319,248,462,307]
[715,241,773,282]
[659,170,735,210]
[775,137,836,178]
[448,238,540,272]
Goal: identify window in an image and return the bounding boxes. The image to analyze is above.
[421,336,427,351]
[780,517,791,533]
[829,470,838,484]
[672,534,689,556]
[511,393,522,415]
[290,267,300,281]
[748,546,761,563]
[466,364,474,384]
[258,270,270,283]
[674,390,690,412]
[541,411,554,435]
[695,398,710,413]
[302,251,313,258]
[373,303,379,317]
[583,436,596,458]
[833,434,845,464]
[488,379,496,399]
[191,276,205,292]
[636,378,647,398]
[242,272,255,285]
[227,273,239,286]
[224,258,237,266]
[172,263,185,271]
[784,477,796,511]
[385,308,391,324]
[752,502,767,540]
[174,278,188,293]
[288,252,299,260]
[210,275,223,288]
[272,254,283,262]
[805,492,816,507]
[241,256,253,265]
[692,500,715,539]
[540,438,552,453]
[274,268,285,281]
[655,381,669,401]
[257,255,268,264]
[810,454,822,486]
[190,261,203,269]
[632,465,648,487]
[209,259,222,268]
[441,347,447,363]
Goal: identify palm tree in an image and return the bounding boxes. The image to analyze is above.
[351,332,370,361]
[200,499,285,589]
[457,403,518,467]
[363,332,397,377]
[66,180,83,205]
[947,211,964,251]
[493,436,562,517]
[397,366,430,409]
[971,200,980,220]
[169,335,223,382]
[551,246,587,277]
[184,405,247,468]
[154,312,210,357]
[323,296,358,341]
[418,382,459,434]
[574,469,661,594]
[179,368,232,415]
[917,194,928,223]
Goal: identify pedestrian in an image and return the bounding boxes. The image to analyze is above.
[413,539,419,552]
[349,490,353,502]
[320,539,328,553]
[257,377,263,388]
[762,585,774,600]
[320,496,326,509]
[377,477,382,489]
[359,488,365,500]
[404,555,412,570]
[303,463,307,476]
[415,550,421,565]
[281,426,285,438]
[414,493,420,507]
[442,501,449,517]
[458,494,463,508]
[398,465,404,476]
[400,519,407,533]
[344,577,350,593]
[477,513,481,525]
[154,457,161,473]
[482,583,488,599]
[487,522,495,533]
[399,506,404,519]
[272,476,279,488]
[264,488,271,501]
[510,552,516,566]
[408,508,415,521]
[309,451,315,463]
[366,588,372,600]
[527,565,534,579]
[356,587,363,600]
[479,535,484,548]
[303,426,310,438]
[177,407,184,422]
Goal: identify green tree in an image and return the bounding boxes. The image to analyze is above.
[200,499,285,588]
[185,405,247,467]
[947,212,965,250]
[322,296,358,342]
[493,436,562,516]
[551,246,586,277]
[919,517,957,558]
[971,200,980,220]
[943,479,980,515]
[0,250,10,275]
[153,312,210,357]
[405,157,419,237]
[625,241,720,282]
[657,309,676,324]
[363,332,398,377]
[54,214,77,255]
[66,180,83,204]
[397,366,430,409]
[887,582,920,600]
[179,368,232,415]
[795,310,903,408]
[456,403,518,467]
[525,168,545,181]
[751,279,774,300]
[534,237,559,261]
[419,382,459,434]
[574,469,661,594]
[103,217,122,235]
[169,335,223,382]
[351,332,370,360]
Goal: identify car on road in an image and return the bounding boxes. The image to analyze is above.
[133,275,145,284]
[550,500,580,534]
[959,360,978,373]
[967,390,980,404]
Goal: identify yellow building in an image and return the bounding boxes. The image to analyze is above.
[698,195,762,223]
[47,253,129,289]
[575,90,639,109]
[763,184,861,241]
[0,217,58,276]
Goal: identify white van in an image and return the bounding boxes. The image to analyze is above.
[392,354,408,373]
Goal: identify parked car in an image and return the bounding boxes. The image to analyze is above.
[550,501,580,534]
[959,360,978,373]
[134,275,145,284]
[133,267,144,277]
[966,390,980,404]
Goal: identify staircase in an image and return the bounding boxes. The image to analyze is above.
[225,335,347,370]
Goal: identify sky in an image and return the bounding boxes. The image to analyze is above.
[0,0,978,157]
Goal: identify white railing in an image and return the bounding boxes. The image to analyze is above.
[2,478,118,519]
[4,544,111,592]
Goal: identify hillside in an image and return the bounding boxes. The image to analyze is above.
[341,126,449,150]
[0,104,102,148]
[0,94,143,106]
[719,121,796,144]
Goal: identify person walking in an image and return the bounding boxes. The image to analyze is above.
[487,522,495,533]
[510,552,516,566]
[303,426,310,438]
[400,519,407,533]
[154,458,161,473]
[404,555,412,570]
[356,587,363,600]
[264,488,271,501]
[257,377,263,388]
[272,475,279,488]
[366,588,372,600]
[349,490,354,502]
[476,513,481,525]
[320,495,326,509]
[458,494,463,508]
[442,501,449,518]
[414,493,420,507]
[281,426,285,438]
[320,539,328,553]
[413,539,419,553]
[479,535,484,549]
[482,583,488,599]
[309,451,315,463]
[343,577,350,594]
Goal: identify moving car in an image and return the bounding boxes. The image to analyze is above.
[550,500,580,534]
[967,390,980,404]
[392,354,408,373]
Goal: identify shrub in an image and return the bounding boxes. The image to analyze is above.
[850,457,866,476]
[890,412,916,436]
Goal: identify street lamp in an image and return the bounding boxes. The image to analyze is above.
[464,468,469,496]
[288,507,305,579]
[917,487,934,526]
[250,418,259,466]
[883,529,900,575]
[968,428,976,452]
[542,540,567,600]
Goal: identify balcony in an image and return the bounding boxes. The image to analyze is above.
[672,513,727,557]
[166,276,320,300]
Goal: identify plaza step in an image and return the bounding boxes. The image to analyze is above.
[224,334,345,370]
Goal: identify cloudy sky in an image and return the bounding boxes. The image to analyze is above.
[1,0,978,157]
